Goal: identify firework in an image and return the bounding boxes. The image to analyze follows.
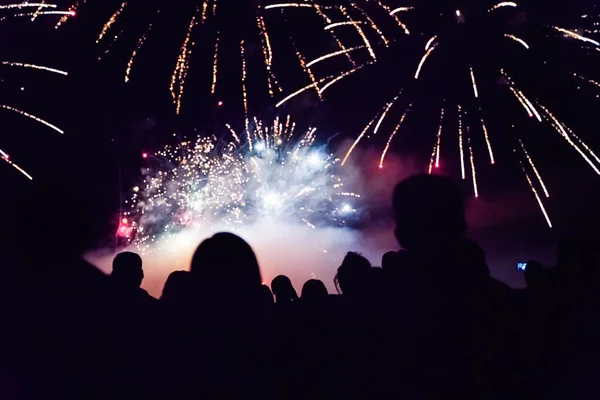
[276,1,600,226]
[120,118,360,252]
[0,5,67,180]
[54,0,340,120]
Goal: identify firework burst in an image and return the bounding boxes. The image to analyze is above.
[0,3,68,180]
[275,1,600,227]
[54,0,338,124]
[119,117,360,252]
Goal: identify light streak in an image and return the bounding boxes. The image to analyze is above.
[201,0,208,21]
[425,35,437,51]
[293,41,321,98]
[415,44,437,79]
[30,1,48,21]
[538,102,600,175]
[0,152,33,180]
[489,2,518,11]
[0,105,63,134]
[276,77,331,108]
[509,87,533,118]
[507,78,542,121]
[341,114,379,166]
[306,46,365,68]
[225,123,241,144]
[352,3,389,47]
[570,130,600,166]
[257,14,279,96]
[390,7,415,15]
[428,143,437,174]
[504,34,529,49]
[378,1,410,34]
[4,10,74,20]
[520,162,552,228]
[264,3,324,10]
[374,95,400,135]
[519,139,549,197]
[458,105,465,180]
[125,24,151,83]
[0,3,56,9]
[170,15,197,115]
[339,6,376,60]
[517,89,542,121]
[241,40,249,134]
[480,118,495,164]
[468,137,479,198]
[211,34,219,94]
[55,0,83,28]
[1,62,67,76]
[319,62,371,94]
[97,2,126,43]
[312,4,356,67]
[324,21,364,30]
[552,26,600,46]
[470,66,479,98]
[380,105,411,168]
[435,108,444,168]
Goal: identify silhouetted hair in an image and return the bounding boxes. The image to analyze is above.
[191,232,262,295]
[112,252,144,288]
[161,270,191,302]
[301,279,328,302]
[271,275,299,303]
[334,252,371,295]
[393,174,466,250]
[190,233,262,321]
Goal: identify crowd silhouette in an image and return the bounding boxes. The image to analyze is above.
[4,174,600,398]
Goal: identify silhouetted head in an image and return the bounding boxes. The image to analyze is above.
[161,270,192,303]
[301,279,328,303]
[112,252,144,289]
[191,232,262,316]
[393,174,466,251]
[334,252,371,296]
[271,275,299,303]
[259,284,274,305]
[381,251,397,271]
[524,261,547,289]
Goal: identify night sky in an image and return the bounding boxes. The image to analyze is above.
[2,0,600,287]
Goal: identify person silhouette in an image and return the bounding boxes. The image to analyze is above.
[334,252,371,298]
[160,271,193,312]
[185,233,271,396]
[301,279,328,304]
[271,275,299,304]
[259,284,275,320]
[110,251,157,307]
[381,251,397,271]
[111,251,156,303]
[385,174,513,397]
[112,252,143,287]
[161,270,192,304]
[393,174,466,253]
[190,232,263,322]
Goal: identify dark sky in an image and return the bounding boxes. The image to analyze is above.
[2,0,600,285]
